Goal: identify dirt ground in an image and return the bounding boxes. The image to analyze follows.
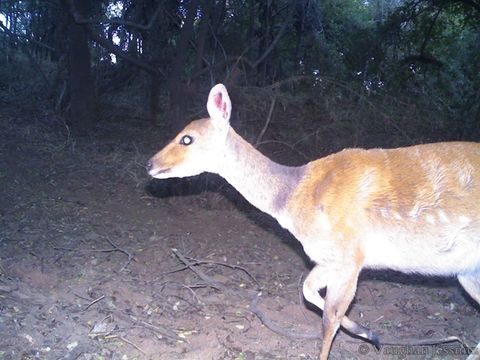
[0,111,479,360]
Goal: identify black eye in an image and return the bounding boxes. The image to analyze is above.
[180,135,193,146]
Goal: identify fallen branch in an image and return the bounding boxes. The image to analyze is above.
[179,254,261,290]
[171,248,229,293]
[84,295,105,311]
[105,237,134,272]
[249,292,322,340]
[139,320,181,342]
[119,336,146,355]
[53,236,133,272]
[249,291,466,350]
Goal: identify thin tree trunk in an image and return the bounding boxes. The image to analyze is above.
[67,0,96,136]
[167,0,200,131]
[193,1,212,78]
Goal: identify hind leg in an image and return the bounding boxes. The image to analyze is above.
[303,265,379,346]
[303,258,368,360]
[458,271,480,305]
[319,262,364,360]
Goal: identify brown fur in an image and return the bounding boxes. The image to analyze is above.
[148,84,480,360]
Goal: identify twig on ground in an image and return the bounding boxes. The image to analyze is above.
[156,280,207,307]
[249,292,322,340]
[105,236,134,272]
[74,292,106,310]
[165,254,261,290]
[53,236,133,272]
[139,320,180,341]
[249,291,469,349]
[158,279,220,293]
[114,309,181,343]
[84,295,105,311]
[171,248,229,293]
[119,336,146,355]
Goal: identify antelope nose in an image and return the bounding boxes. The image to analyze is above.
[146,158,153,172]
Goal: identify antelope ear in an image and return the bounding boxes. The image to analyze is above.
[207,83,232,128]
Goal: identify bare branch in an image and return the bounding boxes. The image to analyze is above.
[72,1,164,31]
[0,22,56,53]
[68,6,164,77]
[252,4,295,68]
[255,95,277,147]
[84,23,164,77]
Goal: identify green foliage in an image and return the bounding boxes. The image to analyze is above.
[377,0,480,129]
[0,0,479,138]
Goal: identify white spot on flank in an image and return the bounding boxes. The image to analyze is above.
[458,215,471,224]
[393,212,402,220]
[409,206,420,219]
[380,208,389,218]
[318,213,332,231]
[437,209,449,223]
[359,169,376,193]
[425,214,435,225]
[458,165,473,188]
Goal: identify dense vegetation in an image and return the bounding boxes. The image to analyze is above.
[1,0,479,152]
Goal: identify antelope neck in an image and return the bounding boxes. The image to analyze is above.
[217,126,304,217]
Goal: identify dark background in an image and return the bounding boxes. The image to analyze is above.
[1,0,480,148]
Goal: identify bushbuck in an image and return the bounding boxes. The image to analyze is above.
[147,84,480,360]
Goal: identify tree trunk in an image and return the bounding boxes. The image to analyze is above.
[193,0,212,79]
[167,0,200,132]
[66,0,96,136]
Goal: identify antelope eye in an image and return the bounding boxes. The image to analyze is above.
[180,135,194,146]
